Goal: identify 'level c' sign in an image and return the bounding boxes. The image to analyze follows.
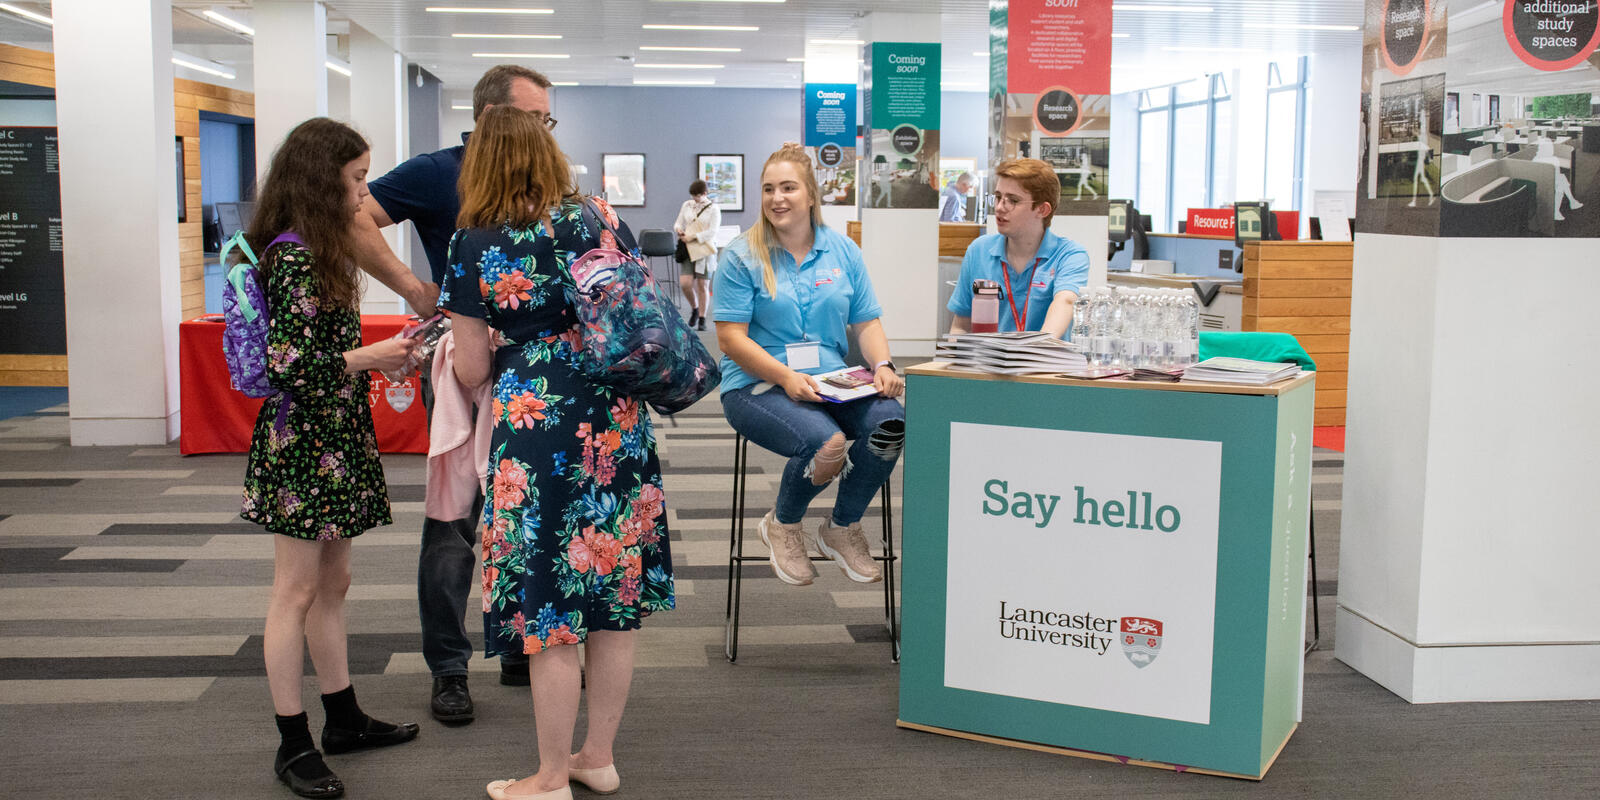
[1504,0,1600,71]
[1380,0,1433,76]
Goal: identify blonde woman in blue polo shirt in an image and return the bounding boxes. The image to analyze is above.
[949,158,1090,337]
[712,143,905,587]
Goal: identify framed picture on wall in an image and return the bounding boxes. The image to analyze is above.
[697,153,744,212]
[602,153,646,207]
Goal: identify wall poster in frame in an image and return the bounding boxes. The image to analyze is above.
[696,153,744,212]
[602,153,646,207]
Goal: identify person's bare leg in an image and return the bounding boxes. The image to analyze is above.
[501,644,582,795]
[679,273,698,315]
[571,630,638,771]
[303,539,353,693]
[264,536,326,715]
[808,432,849,486]
[694,278,711,319]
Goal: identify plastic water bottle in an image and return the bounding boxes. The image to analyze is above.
[1184,290,1201,366]
[1142,292,1167,369]
[1071,291,1091,343]
[971,280,1001,333]
[1089,288,1115,367]
[1109,289,1131,368]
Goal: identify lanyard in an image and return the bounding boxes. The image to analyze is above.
[1001,257,1042,331]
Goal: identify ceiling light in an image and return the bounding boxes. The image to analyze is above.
[171,53,235,80]
[635,63,725,69]
[655,0,783,3]
[325,59,351,77]
[0,2,51,25]
[640,45,742,52]
[1112,33,1131,38]
[1242,22,1359,31]
[810,39,865,45]
[452,33,562,39]
[633,78,716,85]
[972,51,988,57]
[202,9,254,36]
[426,6,554,13]
[1113,4,1213,12]
[642,24,758,31]
[786,57,807,62]
[451,104,472,110]
[471,52,571,59]
[1162,46,1265,55]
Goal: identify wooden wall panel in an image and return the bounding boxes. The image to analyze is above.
[0,47,254,385]
[1241,241,1353,427]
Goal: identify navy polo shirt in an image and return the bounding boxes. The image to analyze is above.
[367,133,467,285]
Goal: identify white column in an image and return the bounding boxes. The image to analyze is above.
[349,23,406,314]
[54,0,181,445]
[252,0,327,181]
[861,12,940,358]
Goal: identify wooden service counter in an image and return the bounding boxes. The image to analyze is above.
[1241,241,1351,427]
[846,220,982,257]
[897,363,1314,779]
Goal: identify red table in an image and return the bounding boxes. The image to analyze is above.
[179,314,428,455]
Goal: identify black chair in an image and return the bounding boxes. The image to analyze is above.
[637,229,680,306]
[725,433,900,663]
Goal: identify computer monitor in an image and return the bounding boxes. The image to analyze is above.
[215,201,255,239]
[1108,199,1132,244]
[1233,201,1279,248]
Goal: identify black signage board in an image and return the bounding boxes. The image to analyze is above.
[0,126,66,355]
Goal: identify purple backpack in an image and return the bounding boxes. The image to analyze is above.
[220,231,301,398]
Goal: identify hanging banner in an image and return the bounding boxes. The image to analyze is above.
[862,42,941,209]
[990,0,1111,216]
[0,126,66,355]
[804,82,858,206]
[1360,0,1600,239]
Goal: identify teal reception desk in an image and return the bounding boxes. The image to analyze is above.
[897,363,1314,780]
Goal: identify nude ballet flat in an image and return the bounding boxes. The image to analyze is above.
[486,779,573,800]
[569,764,620,795]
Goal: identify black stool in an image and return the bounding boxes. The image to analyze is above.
[725,433,900,663]
[637,229,680,307]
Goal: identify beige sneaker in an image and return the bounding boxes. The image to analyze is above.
[815,519,882,583]
[759,511,815,586]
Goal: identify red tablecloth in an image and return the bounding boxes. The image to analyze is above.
[179,314,428,455]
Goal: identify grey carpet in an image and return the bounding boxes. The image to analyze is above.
[1,387,1597,799]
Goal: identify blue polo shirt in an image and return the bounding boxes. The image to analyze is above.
[367,133,467,285]
[711,225,884,393]
[947,230,1089,338]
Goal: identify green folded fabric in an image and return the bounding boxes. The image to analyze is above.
[1198,331,1318,371]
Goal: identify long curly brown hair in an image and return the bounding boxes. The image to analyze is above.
[241,117,369,308]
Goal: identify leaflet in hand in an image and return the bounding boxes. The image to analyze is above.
[812,366,881,403]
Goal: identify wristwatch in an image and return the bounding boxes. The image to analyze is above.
[872,359,897,373]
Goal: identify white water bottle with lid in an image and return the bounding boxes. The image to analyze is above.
[971,279,1001,333]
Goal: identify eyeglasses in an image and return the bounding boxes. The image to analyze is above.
[531,111,558,131]
[991,192,1032,211]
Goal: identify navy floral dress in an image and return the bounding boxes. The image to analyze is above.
[241,242,391,540]
[441,199,676,655]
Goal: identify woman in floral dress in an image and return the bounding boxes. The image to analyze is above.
[238,118,421,799]
[442,106,675,800]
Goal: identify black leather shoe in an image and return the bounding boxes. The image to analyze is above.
[320,718,420,754]
[274,749,344,798]
[430,675,474,724]
[499,660,530,686]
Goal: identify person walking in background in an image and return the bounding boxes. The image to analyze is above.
[442,106,676,800]
[351,64,555,723]
[674,179,721,331]
[239,118,421,799]
[940,171,974,222]
[713,143,906,588]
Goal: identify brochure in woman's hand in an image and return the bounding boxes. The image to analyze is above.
[813,366,880,403]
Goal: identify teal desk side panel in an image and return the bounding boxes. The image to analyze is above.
[1260,379,1313,766]
[899,374,1282,777]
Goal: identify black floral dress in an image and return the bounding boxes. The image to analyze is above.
[240,242,391,540]
[441,200,675,655]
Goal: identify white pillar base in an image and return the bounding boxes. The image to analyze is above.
[1336,606,1600,703]
[69,412,180,447]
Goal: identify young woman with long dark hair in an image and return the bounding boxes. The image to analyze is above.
[238,117,420,799]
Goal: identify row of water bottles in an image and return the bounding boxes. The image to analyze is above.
[1071,287,1201,370]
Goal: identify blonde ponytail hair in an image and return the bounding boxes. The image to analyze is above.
[740,143,826,297]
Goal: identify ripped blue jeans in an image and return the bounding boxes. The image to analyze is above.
[721,383,905,526]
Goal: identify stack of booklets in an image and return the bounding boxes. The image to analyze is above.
[935,332,1087,375]
[1181,357,1302,385]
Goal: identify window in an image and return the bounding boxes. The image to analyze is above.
[1264,57,1308,212]
[1134,74,1232,233]
[1138,105,1170,232]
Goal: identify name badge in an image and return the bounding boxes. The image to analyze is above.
[1031,281,1048,290]
[786,341,821,370]
[815,278,834,287]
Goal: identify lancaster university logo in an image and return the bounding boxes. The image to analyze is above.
[369,376,416,414]
[1120,616,1163,669]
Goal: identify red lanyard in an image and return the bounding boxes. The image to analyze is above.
[1002,258,1041,331]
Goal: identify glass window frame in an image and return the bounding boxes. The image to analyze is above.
[1134,73,1232,233]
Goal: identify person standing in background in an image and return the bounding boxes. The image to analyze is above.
[349,64,554,725]
[674,179,721,331]
[940,171,973,222]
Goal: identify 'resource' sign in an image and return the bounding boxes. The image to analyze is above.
[1381,0,1432,75]
[943,422,1221,725]
[1504,0,1600,71]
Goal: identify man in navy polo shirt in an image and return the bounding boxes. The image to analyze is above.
[351,64,554,725]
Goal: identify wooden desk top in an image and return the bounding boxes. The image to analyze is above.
[906,361,1315,397]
